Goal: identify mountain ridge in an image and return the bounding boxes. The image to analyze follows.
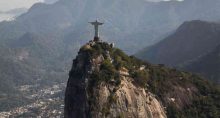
[181,44,220,83]
[136,20,220,66]
[2,0,220,54]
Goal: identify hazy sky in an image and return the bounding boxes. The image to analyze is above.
[0,0,44,11]
[0,0,184,12]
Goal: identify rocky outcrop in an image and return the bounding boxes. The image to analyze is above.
[64,41,166,118]
[65,40,220,118]
[89,77,166,118]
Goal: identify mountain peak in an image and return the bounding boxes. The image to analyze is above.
[69,39,148,87]
[177,20,220,32]
[65,40,167,117]
[137,20,220,66]
[64,40,220,118]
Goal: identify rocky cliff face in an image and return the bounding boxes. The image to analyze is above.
[90,77,166,118]
[64,40,166,118]
[65,40,220,118]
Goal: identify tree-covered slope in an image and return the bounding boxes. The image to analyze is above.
[65,40,220,118]
[136,20,220,83]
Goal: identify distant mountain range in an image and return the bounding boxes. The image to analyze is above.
[44,0,59,4]
[0,0,57,21]
[0,8,27,21]
[0,8,27,15]
[136,20,220,66]
[1,0,220,54]
[136,20,220,83]
[182,45,220,83]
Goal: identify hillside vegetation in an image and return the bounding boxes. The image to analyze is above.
[66,40,220,118]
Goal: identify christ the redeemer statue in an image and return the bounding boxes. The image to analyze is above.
[89,20,103,41]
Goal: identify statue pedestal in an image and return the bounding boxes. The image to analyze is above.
[94,37,100,42]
